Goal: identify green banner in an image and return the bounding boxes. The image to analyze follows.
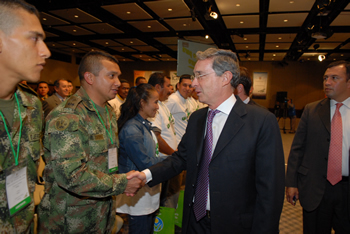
[154,207,175,233]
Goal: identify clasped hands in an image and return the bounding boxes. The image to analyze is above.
[124,170,147,196]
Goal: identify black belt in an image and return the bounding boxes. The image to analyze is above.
[206,210,211,219]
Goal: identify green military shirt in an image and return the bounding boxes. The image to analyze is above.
[0,84,44,233]
[38,87,128,233]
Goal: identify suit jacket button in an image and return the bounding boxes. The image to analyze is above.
[196,164,199,167]
[189,203,191,207]
[192,184,195,187]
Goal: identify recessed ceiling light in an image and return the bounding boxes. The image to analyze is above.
[168,8,172,11]
[284,19,288,23]
[272,58,274,60]
[307,58,310,60]
[333,58,336,60]
[240,21,244,24]
[52,44,55,46]
[167,58,169,60]
[244,38,247,41]
[73,43,76,46]
[130,41,133,44]
[123,59,126,61]
[73,29,77,32]
[43,18,47,21]
[105,42,109,45]
[290,1,294,3]
[248,58,251,60]
[126,11,131,14]
[74,15,79,18]
[245,46,248,48]
[183,24,187,26]
[139,55,142,57]
[273,54,276,56]
[276,45,279,48]
[278,37,282,40]
[341,54,344,56]
[205,35,209,39]
[236,4,240,7]
[147,25,151,28]
[121,48,125,51]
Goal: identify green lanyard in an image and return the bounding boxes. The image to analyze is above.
[90,99,114,144]
[0,93,23,166]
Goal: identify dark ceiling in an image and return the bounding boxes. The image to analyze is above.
[27,0,350,63]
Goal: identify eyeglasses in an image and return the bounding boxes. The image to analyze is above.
[190,71,215,81]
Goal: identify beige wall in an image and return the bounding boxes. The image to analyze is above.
[41,59,328,110]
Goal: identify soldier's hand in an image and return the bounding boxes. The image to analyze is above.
[124,171,144,196]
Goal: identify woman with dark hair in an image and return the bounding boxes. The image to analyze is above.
[116,84,165,233]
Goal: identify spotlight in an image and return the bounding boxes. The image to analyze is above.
[318,55,325,61]
[205,35,209,39]
[210,11,218,19]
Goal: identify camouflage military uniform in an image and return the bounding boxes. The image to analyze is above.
[0,84,44,233]
[38,87,128,234]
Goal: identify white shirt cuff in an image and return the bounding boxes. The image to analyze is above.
[142,169,152,183]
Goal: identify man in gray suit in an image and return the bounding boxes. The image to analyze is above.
[42,79,69,117]
[286,60,350,233]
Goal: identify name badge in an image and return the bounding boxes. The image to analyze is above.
[108,147,118,173]
[6,166,31,216]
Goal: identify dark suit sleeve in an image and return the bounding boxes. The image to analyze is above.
[285,104,309,187]
[148,126,188,187]
[252,112,285,233]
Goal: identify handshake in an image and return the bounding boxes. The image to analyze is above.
[123,170,147,196]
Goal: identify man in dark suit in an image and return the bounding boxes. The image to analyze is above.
[138,48,285,233]
[234,66,266,109]
[286,60,350,233]
[42,79,69,117]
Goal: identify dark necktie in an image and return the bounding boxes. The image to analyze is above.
[327,103,343,185]
[193,109,220,221]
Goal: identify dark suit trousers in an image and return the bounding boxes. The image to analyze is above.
[303,180,350,234]
[187,206,211,234]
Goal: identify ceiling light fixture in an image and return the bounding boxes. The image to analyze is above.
[284,19,288,23]
[147,25,151,28]
[168,8,172,11]
[209,6,218,19]
[43,18,47,21]
[205,35,209,39]
[74,15,79,18]
[236,4,240,7]
[126,11,131,14]
[318,55,325,61]
[240,21,244,24]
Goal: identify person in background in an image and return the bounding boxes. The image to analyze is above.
[166,74,195,144]
[189,87,207,110]
[116,84,165,233]
[0,0,51,232]
[286,60,350,233]
[42,79,69,117]
[37,50,143,233]
[287,98,296,133]
[67,80,74,96]
[37,81,50,100]
[135,76,147,87]
[109,79,130,118]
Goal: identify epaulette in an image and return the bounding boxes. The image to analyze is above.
[18,83,38,97]
[64,95,82,110]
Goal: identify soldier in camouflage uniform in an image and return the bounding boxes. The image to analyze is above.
[0,0,51,233]
[38,51,143,233]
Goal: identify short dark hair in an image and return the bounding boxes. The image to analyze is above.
[234,66,252,96]
[78,50,119,81]
[119,79,129,84]
[135,76,146,85]
[36,81,48,90]
[179,74,191,84]
[67,80,73,84]
[54,79,67,88]
[327,60,350,81]
[0,0,39,35]
[148,73,168,88]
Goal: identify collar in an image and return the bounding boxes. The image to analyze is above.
[16,85,36,109]
[175,90,187,102]
[243,96,250,104]
[330,96,350,109]
[116,94,125,103]
[209,94,236,115]
[55,93,66,102]
[135,113,152,131]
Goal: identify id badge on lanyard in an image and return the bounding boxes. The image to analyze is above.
[108,147,118,173]
[5,161,31,216]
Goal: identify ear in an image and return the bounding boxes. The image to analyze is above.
[83,72,94,85]
[236,84,244,94]
[139,98,146,110]
[221,71,233,86]
[155,84,162,93]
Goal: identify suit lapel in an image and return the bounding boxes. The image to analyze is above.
[195,108,208,164]
[318,98,330,134]
[211,99,246,161]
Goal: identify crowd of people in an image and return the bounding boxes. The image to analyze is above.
[1,1,350,234]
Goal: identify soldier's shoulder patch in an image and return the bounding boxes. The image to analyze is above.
[55,116,70,131]
[64,95,82,110]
